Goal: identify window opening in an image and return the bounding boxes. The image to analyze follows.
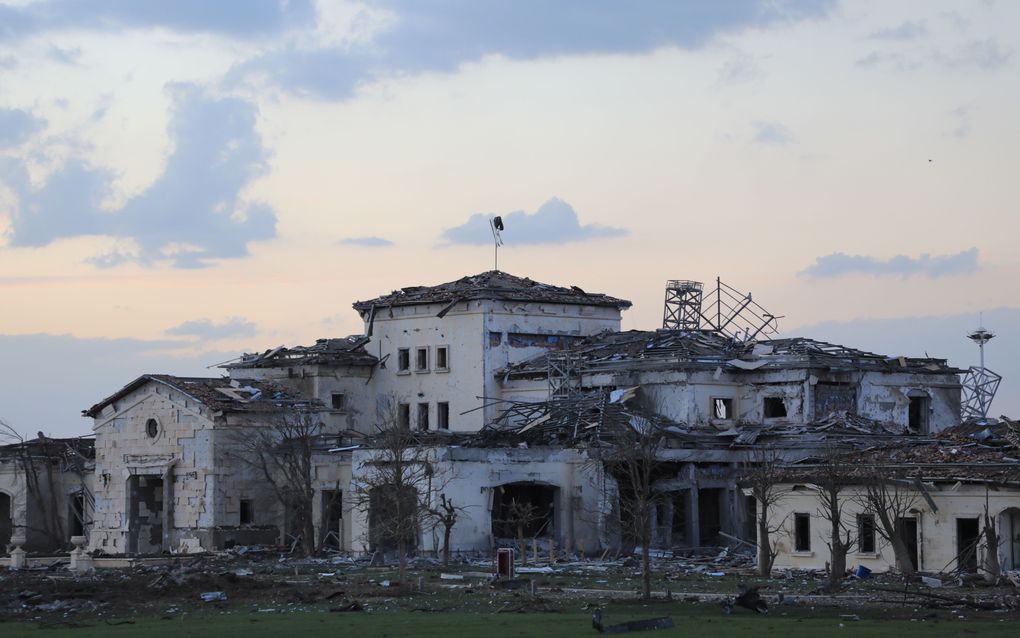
[416,347,429,371]
[763,397,788,418]
[417,402,429,431]
[712,398,733,420]
[437,402,450,430]
[794,513,811,551]
[857,514,876,553]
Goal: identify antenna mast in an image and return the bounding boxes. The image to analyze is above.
[961,317,1001,421]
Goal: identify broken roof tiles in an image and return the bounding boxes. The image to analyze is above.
[224,336,377,369]
[502,329,962,378]
[83,374,322,419]
[352,270,632,313]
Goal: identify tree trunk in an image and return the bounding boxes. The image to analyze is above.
[302,511,315,556]
[518,524,526,566]
[398,536,407,584]
[757,515,773,577]
[641,535,652,600]
[829,537,847,591]
[889,531,916,576]
[442,525,452,568]
[982,513,1000,581]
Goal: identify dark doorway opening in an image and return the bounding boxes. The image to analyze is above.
[956,517,980,572]
[321,490,343,549]
[908,395,930,433]
[0,492,11,548]
[368,484,417,553]
[127,475,164,554]
[698,488,723,546]
[898,517,919,571]
[492,483,556,539]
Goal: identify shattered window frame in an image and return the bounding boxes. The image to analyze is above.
[397,403,410,429]
[330,392,346,412]
[763,397,788,419]
[397,348,411,374]
[857,513,876,554]
[712,397,734,420]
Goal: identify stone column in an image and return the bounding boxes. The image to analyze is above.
[9,533,26,570]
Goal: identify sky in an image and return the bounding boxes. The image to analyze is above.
[0,0,1017,437]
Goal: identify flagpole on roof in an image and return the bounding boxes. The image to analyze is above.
[490,216,504,271]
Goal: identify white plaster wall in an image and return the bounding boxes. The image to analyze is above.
[767,482,1020,574]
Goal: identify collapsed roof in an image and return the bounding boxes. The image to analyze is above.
[224,336,377,370]
[502,329,963,379]
[352,270,632,314]
[83,374,322,419]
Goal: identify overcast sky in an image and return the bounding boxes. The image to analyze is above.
[1,1,1017,436]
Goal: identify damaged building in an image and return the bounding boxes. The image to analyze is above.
[11,269,1007,571]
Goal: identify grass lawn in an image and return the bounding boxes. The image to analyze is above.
[2,604,1016,637]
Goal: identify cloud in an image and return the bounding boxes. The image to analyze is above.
[339,236,393,247]
[937,38,1011,70]
[0,108,46,147]
[751,120,793,145]
[792,307,1020,417]
[801,248,979,278]
[440,197,626,246]
[2,84,277,267]
[0,0,316,41]
[869,21,927,41]
[0,332,234,437]
[165,317,258,340]
[233,0,835,99]
[46,44,81,65]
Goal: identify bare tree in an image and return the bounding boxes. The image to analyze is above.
[427,492,464,568]
[812,446,856,591]
[741,446,786,577]
[0,420,66,549]
[351,419,441,583]
[598,414,666,600]
[229,410,322,556]
[856,471,919,577]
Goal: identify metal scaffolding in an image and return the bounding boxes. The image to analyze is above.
[661,277,780,342]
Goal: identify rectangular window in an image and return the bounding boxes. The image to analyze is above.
[857,514,876,553]
[437,402,450,430]
[398,403,410,429]
[417,402,430,431]
[331,392,346,411]
[416,346,429,372]
[908,395,930,433]
[397,348,410,373]
[240,499,255,525]
[436,346,449,371]
[489,331,503,347]
[764,397,788,418]
[712,398,733,420]
[794,513,811,552]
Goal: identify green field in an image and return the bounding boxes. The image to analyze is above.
[3,605,1016,638]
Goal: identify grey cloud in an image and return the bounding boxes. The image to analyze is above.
[2,85,277,267]
[165,317,258,340]
[46,44,81,65]
[0,0,315,41]
[0,108,46,147]
[801,248,979,278]
[440,197,626,246]
[0,332,234,437]
[751,121,793,145]
[869,21,927,41]
[937,38,1011,70]
[235,0,835,99]
[339,236,393,247]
